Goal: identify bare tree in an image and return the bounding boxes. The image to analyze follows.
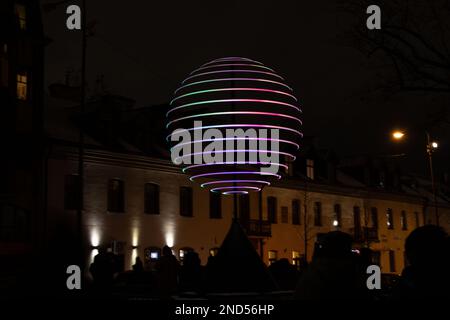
[337,0,450,96]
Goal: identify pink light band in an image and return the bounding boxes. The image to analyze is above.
[166,111,302,128]
[174,78,293,95]
[183,162,288,172]
[182,69,285,85]
[190,171,282,181]
[167,98,301,116]
[211,186,261,193]
[170,87,298,105]
[223,191,250,195]
[166,124,303,141]
[201,180,271,187]
[171,137,300,151]
[174,149,296,164]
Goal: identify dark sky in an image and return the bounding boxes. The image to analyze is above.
[42,0,449,177]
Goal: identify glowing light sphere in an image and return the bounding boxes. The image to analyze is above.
[167,57,302,194]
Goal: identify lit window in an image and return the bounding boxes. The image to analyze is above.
[209,247,219,257]
[292,251,301,267]
[334,204,342,227]
[15,4,27,30]
[306,159,314,180]
[386,208,394,229]
[17,72,27,100]
[268,250,277,265]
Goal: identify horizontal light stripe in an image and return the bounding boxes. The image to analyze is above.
[182,69,284,85]
[170,87,297,105]
[171,137,300,152]
[201,180,271,187]
[167,98,301,116]
[174,78,293,95]
[166,111,302,128]
[166,124,303,141]
[190,171,281,181]
[211,186,261,193]
[190,63,275,75]
[174,149,296,164]
[183,162,288,172]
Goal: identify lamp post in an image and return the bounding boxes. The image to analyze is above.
[391,130,439,226]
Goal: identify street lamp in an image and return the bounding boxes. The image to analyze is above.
[391,129,440,226]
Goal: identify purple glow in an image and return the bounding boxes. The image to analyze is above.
[167,98,301,116]
[171,137,300,151]
[166,124,303,141]
[201,180,271,187]
[166,111,302,128]
[174,149,296,164]
[174,78,293,95]
[190,171,281,181]
[211,186,261,193]
[183,161,288,172]
[170,87,298,105]
[182,69,285,85]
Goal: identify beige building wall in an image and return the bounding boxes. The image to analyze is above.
[46,147,449,276]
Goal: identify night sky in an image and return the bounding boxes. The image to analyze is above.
[42,0,449,177]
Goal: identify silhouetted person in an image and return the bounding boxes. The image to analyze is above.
[392,225,449,299]
[89,249,116,291]
[179,251,204,293]
[155,246,180,297]
[268,258,299,290]
[294,231,368,299]
[132,256,144,273]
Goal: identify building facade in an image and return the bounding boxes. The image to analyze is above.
[46,143,450,278]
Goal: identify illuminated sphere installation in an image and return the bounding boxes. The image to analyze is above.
[167,57,302,194]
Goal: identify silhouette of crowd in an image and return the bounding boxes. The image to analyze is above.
[88,225,449,300]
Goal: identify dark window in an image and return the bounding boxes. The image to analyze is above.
[209,192,222,219]
[371,207,378,228]
[180,187,193,217]
[0,204,30,242]
[387,208,394,229]
[292,199,301,225]
[108,179,125,213]
[281,206,288,223]
[401,211,408,230]
[353,206,361,230]
[400,210,408,230]
[313,202,322,226]
[144,183,159,214]
[15,4,27,30]
[64,174,80,210]
[239,194,250,221]
[267,196,277,223]
[415,212,420,228]
[389,250,396,272]
[334,204,342,227]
